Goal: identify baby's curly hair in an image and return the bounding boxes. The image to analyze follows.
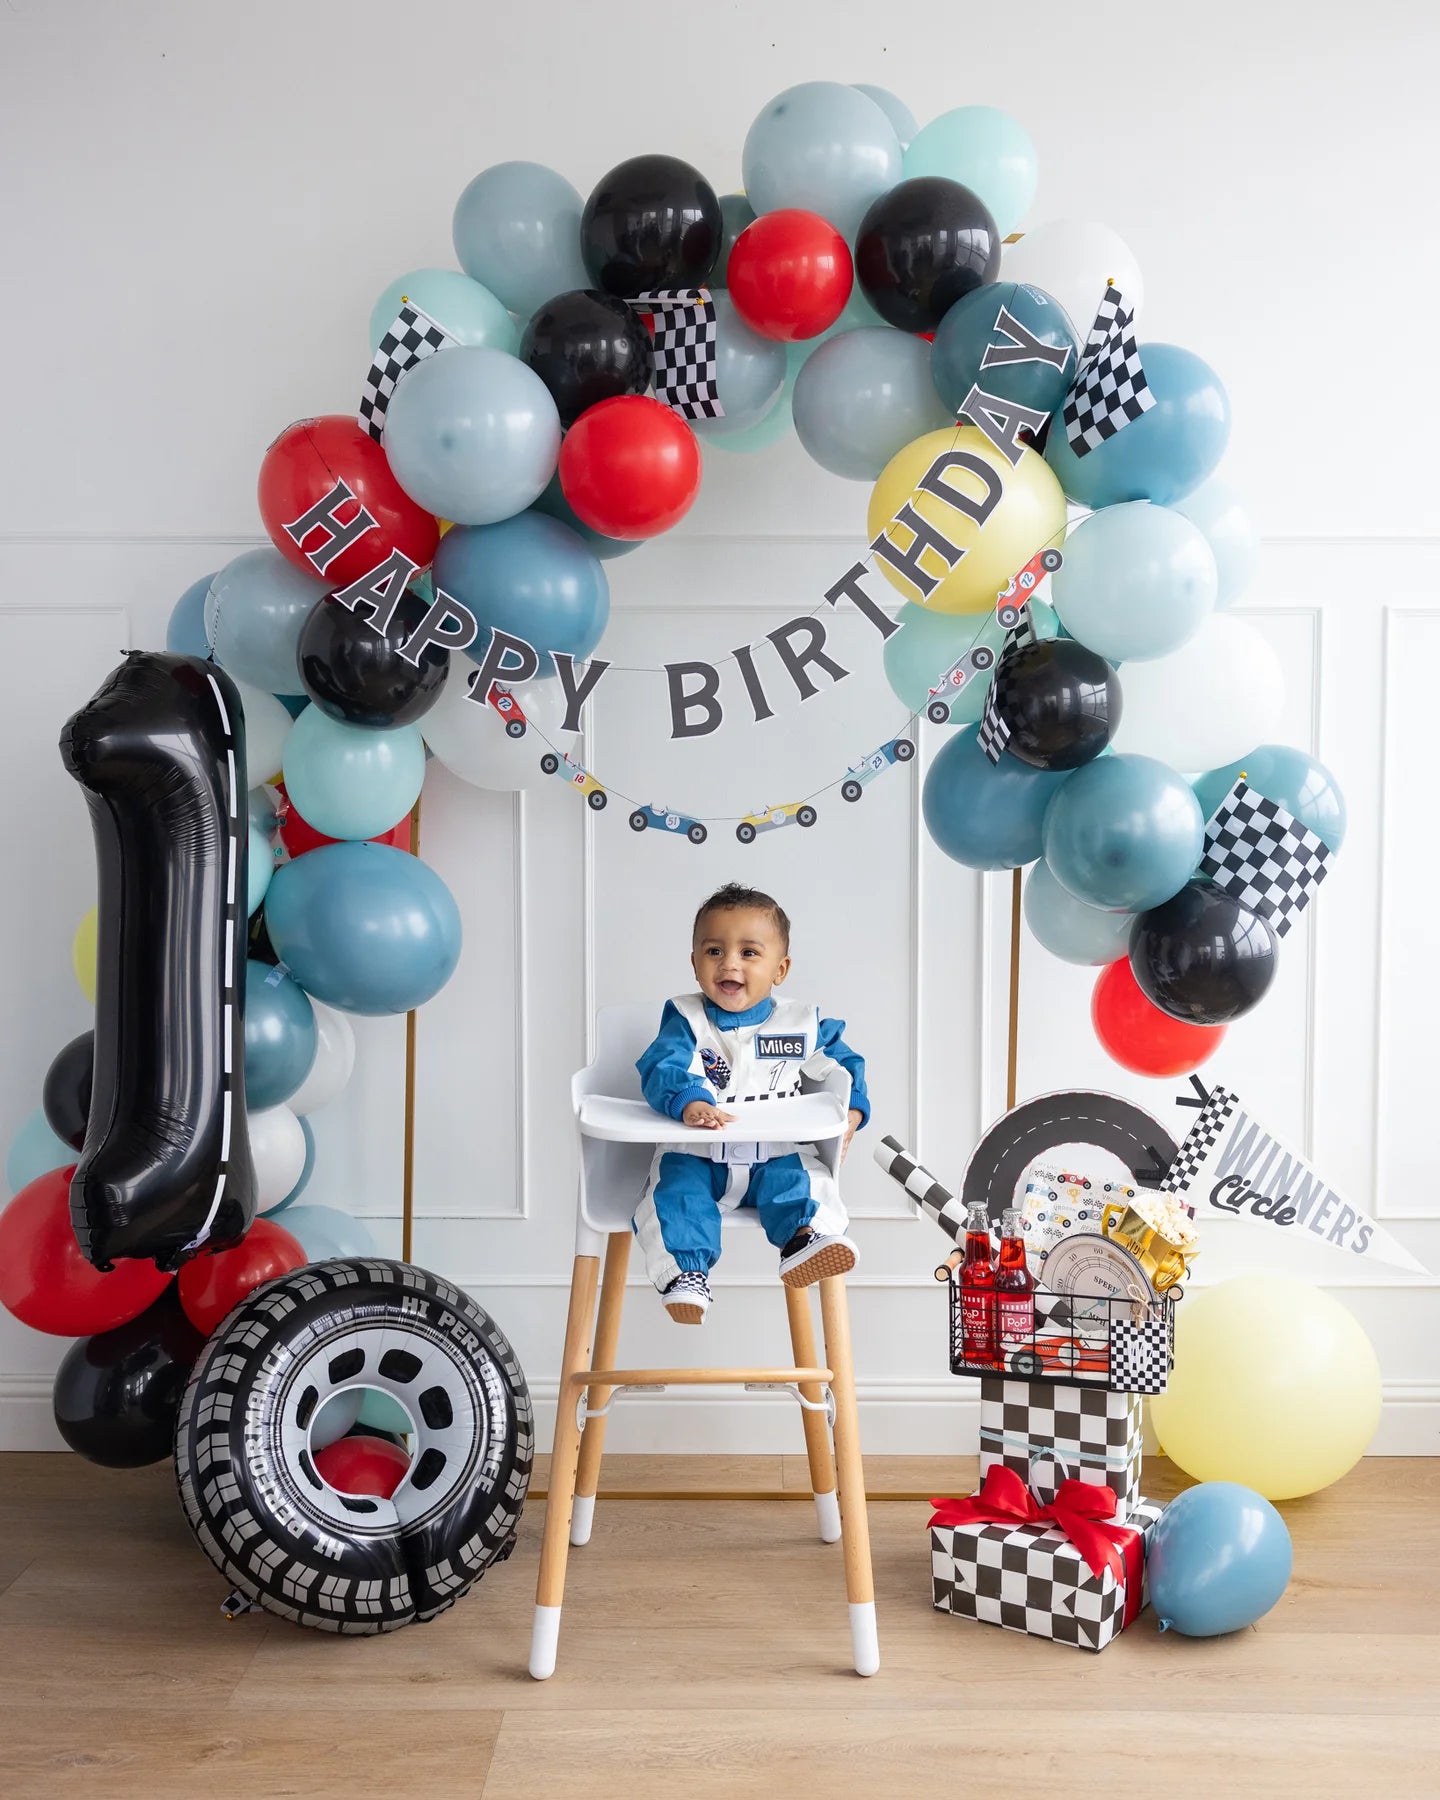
[692,882,791,952]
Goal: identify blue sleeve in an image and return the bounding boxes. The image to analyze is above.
[636,1001,713,1121]
[811,1016,870,1128]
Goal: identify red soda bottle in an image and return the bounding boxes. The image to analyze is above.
[960,1201,998,1367]
[995,1206,1036,1361]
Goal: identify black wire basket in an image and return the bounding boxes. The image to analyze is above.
[947,1281,1176,1395]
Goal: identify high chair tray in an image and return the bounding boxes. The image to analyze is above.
[578,1092,849,1145]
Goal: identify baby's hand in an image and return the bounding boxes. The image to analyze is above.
[682,1100,734,1130]
[842,1109,864,1161]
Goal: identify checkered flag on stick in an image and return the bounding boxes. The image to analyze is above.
[873,1136,968,1244]
[1198,779,1332,938]
[359,301,458,441]
[635,288,723,420]
[977,605,1037,766]
[1062,285,1154,456]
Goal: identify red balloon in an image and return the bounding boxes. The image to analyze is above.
[0,1169,172,1336]
[726,210,854,342]
[1092,960,1226,1078]
[258,417,440,587]
[313,1433,411,1500]
[177,1218,307,1337]
[274,782,412,859]
[559,396,701,540]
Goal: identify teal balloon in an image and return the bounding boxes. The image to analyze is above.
[690,293,788,438]
[248,787,282,838]
[716,193,757,283]
[1173,475,1258,608]
[1046,343,1230,508]
[166,573,216,657]
[6,1107,71,1195]
[282,1204,378,1261]
[264,1115,315,1215]
[206,549,325,695]
[1147,1483,1292,1637]
[383,346,561,527]
[1051,501,1217,662]
[1044,754,1203,911]
[531,471,640,561]
[247,821,276,916]
[884,600,1058,719]
[792,329,953,480]
[930,280,1077,420]
[435,512,609,678]
[923,727,1072,870]
[1193,745,1346,852]
[1023,860,1135,965]
[243,960,317,1110]
[451,161,590,320]
[281,708,426,842]
[369,268,518,357]
[852,84,917,149]
[310,1386,364,1450]
[277,694,310,720]
[264,841,461,1015]
[742,82,902,240]
[902,106,1038,237]
[358,1388,414,1435]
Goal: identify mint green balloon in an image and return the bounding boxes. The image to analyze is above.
[884,599,1059,720]
[702,343,801,454]
[282,709,426,842]
[369,268,518,357]
[903,106,1038,237]
[358,1389,415,1436]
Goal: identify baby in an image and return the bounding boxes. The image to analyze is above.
[633,882,869,1323]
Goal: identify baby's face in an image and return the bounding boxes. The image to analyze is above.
[691,906,791,1013]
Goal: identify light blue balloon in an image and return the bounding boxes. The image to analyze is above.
[282,1203,379,1262]
[884,600,1059,718]
[383,346,561,527]
[451,160,590,321]
[206,549,326,695]
[434,512,609,678]
[1023,860,1135,965]
[902,105,1039,238]
[310,1386,364,1450]
[248,785,282,837]
[923,727,1072,870]
[742,82,902,241]
[852,84,917,149]
[716,193,757,284]
[1173,474,1259,608]
[264,841,462,1015]
[793,329,953,481]
[166,573,216,657]
[281,708,426,842]
[1046,343,1231,508]
[930,280,1077,420]
[1051,501,1217,662]
[1193,744,1346,851]
[264,1114,315,1215]
[358,1388,414,1436]
[1044,754,1203,911]
[247,821,276,916]
[531,470,641,561]
[690,293,788,438]
[6,1107,71,1195]
[369,268,518,357]
[244,959,317,1110]
[1147,1482,1292,1637]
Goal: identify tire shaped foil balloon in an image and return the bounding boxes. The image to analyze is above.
[175,1258,533,1633]
[60,652,256,1270]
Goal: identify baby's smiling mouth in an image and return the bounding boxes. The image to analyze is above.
[715,977,745,998]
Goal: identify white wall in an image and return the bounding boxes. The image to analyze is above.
[1,0,1435,1451]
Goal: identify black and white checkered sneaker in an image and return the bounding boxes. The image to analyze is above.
[661,1270,712,1323]
[779,1228,858,1289]
[636,288,723,420]
[359,301,457,441]
[1062,285,1154,456]
[1198,780,1331,938]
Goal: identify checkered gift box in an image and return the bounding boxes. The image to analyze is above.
[979,1377,1145,1518]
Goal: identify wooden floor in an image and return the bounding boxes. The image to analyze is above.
[1,1453,1436,1798]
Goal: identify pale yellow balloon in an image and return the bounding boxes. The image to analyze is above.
[866,424,1067,615]
[72,906,97,1004]
[1150,1274,1381,1501]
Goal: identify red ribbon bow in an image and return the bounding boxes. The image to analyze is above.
[929,1465,1145,1625]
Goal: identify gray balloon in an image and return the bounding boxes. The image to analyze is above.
[206,549,326,695]
[716,192,757,285]
[792,328,954,481]
[742,82,901,241]
[1023,860,1135,966]
[852,84,917,149]
[452,160,590,321]
[691,293,788,439]
[383,347,561,527]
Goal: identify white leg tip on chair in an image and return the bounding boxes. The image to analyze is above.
[849,1601,880,1677]
[569,1494,596,1547]
[529,1605,562,1680]
[814,1489,842,1543]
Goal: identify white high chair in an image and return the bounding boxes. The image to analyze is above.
[528,1001,879,1680]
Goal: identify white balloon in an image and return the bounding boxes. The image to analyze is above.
[1172,475,1260,609]
[230,679,295,786]
[1111,613,1286,773]
[286,1000,356,1117]
[423,672,578,792]
[1001,220,1145,340]
[249,1105,307,1213]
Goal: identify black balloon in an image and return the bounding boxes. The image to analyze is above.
[297,587,450,729]
[992,640,1120,771]
[855,177,1001,332]
[43,1030,95,1151]
[581,154,722,299]
[60,652,256,1270]
[1130,880,1279,1025]
[521,290,652,428]
[52,1288,206,1468]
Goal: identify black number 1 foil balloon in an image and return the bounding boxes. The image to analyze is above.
[60,651,256,1270]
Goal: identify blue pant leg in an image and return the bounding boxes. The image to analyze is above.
[635,1152,727,1280]
[744,1153,816,1249]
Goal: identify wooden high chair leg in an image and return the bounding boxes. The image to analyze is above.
[570,1231,630,1547]
[783,1284,840,1543]
[529,1253,599,1681]
[819,1274,879,1677]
